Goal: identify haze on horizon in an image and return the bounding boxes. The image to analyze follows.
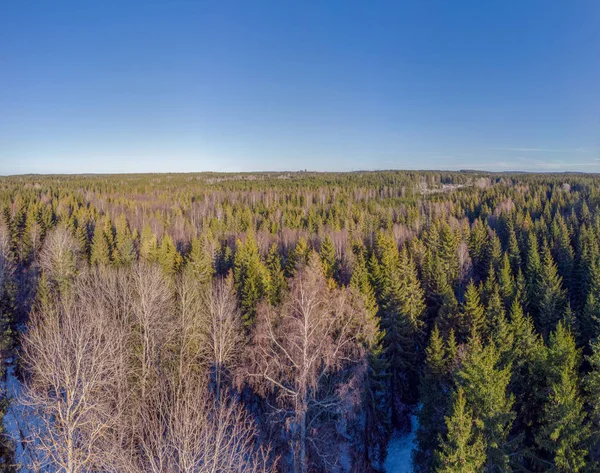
[1,1,599,175]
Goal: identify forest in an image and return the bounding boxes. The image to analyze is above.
[0,170,599,473]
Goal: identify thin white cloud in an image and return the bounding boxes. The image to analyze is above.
[490,147,592,153]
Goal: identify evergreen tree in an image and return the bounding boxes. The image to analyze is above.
[114,213,136,265]
[284,237,310,278]
[319,235,338,287]
[157,233,183,275]
[460,281,486,342]
[415,326,455,473]
[537,244,567,338]
[535,323,592,472]
[469,219,490,281]
[536,368,591,473]
[584,339,600,456]
[436,387,486,473]
[525,232,542,320]
[186,235,214,285]
[498,252,515,309]
[351,244,391,467]
[458,340,517,472]
[266,242,286,306]
[233,234,270,326]
[90,219,112,266]
[507,225,522,274]
[139,224,158,262]
[553,214,574,293]
[581,257,600,344]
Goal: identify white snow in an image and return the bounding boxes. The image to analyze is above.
[384,415,418,473]
[3,365,27,464]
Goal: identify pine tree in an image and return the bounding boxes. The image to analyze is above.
[436,387,486,473]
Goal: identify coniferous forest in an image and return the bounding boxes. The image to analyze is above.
[0,170,599,473]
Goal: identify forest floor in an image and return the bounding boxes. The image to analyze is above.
[384,415,418,473]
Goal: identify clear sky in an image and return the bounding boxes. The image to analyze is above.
[1,0,599,174]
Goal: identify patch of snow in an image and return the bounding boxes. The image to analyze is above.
[3,365,42,470]
[3,366,27,464]
[384,415,418,473]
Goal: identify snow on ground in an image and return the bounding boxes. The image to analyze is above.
[3,364,33,467]
[384,415,418,473]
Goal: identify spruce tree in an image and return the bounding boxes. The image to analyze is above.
[535,322,592,472]
[139,224,158,262]
[233,234,270,326]
[319,235,338,287]
[266,242,286,306]
[469,219,490,281]
[415,326,455,473]
[284,237,310,278]
[584,339,600,454]
[436,387,486,473]
[115,213,136,265]
[508,225,522,274]
[537,244,567,338]
[458,340,517,472]
[351,244,391,467]
[90,220,111,266]
[186,235,214,285]
[157,233,182,275]
[498,252,515,309]
[460,281,486,342]
[525,231,542,320]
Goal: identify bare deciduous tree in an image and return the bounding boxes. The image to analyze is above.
[38,225,80,291]
[198,273,244,397]
[128,373,275,473]
[246,252,373,473]
[129,262,175,409]
[21,274,125,473]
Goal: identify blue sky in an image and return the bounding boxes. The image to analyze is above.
[1,0,598,174]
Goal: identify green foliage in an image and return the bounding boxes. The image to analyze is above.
[458,341,517,472]
[233,234,270,326]
[461,281,486,342]
[319,235,338,287]
[157,233,183,275]
[266,242,286,305]
[436,387,486,473]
